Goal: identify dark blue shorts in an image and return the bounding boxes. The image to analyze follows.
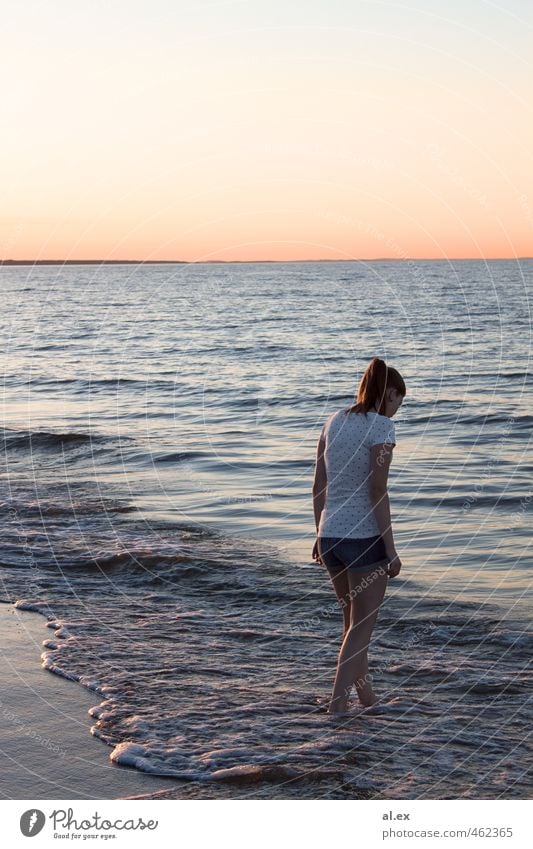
[317,535,389,577]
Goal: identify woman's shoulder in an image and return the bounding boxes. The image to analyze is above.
[330,407,387,424]
[335,407,360,422]
[369,412,396,443]
[323,408,349,432]
[341,406,367,419]
[330,407,349,419]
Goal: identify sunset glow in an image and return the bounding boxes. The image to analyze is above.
[2,0,532,262]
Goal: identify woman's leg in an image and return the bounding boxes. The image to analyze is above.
[318,538,351,639]
[349,565,390,706]
[327,566,388,714]
[327,569,351,639]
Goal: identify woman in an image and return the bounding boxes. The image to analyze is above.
[312,357,406,715]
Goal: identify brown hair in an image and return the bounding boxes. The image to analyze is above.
[346,357,406,416]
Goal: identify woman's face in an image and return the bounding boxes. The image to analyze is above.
[388,389,404,417]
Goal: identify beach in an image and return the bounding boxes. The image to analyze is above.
[0,603,372,801]
[1,595,530,802]
[0,603,182,799]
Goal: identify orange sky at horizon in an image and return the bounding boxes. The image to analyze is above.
[2,1,532,262]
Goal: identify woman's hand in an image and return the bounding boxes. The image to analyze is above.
[387,551,402,578]
[312,538,323,565]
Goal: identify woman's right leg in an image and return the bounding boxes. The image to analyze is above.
[327,566,388,713]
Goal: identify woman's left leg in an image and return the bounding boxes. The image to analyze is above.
[327,569,351,638]
[318,538,351,638]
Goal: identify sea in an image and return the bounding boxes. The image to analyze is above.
[0,259,531,800]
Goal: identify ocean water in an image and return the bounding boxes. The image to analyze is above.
[0,259,531,800]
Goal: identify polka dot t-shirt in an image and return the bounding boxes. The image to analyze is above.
[317,408,396,539]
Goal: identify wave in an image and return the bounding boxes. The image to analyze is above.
[152,451,206,464]
[408,412,532,427]
[0,497,137,518]
[0,427,133,452]
[417,494,531,510]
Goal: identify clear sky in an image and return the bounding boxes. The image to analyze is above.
[2,0,532,261]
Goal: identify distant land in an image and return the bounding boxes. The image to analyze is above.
[1,258,531,266]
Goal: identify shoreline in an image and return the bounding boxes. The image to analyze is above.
[0,602,185,800]
[0,603,372,801]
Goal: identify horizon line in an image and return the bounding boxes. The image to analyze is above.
[2,257,532,266]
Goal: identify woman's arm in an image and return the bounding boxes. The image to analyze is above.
[312,432,327,532]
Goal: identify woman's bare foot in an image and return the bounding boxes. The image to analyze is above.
[355,676,378,708]
[327,694,350,715]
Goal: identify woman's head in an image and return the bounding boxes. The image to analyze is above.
[347,357,406,418]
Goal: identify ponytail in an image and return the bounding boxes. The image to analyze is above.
[346,357,406,416]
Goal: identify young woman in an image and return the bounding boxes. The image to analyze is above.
[312,357,406,715]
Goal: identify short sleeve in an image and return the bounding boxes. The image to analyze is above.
[369,417,396,447]
[319,412,335,444]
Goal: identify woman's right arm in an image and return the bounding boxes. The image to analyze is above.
[369,442,402,576]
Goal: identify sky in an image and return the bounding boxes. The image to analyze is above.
[1,0,532,261]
